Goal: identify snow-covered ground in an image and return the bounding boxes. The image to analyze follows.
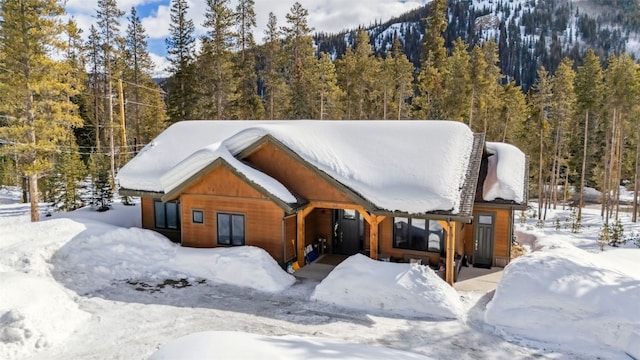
[1,187,639,359]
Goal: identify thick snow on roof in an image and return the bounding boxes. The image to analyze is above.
[117,120,474,214]
[483,142,526,203]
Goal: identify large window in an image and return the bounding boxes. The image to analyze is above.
[217,213,245,246]
[393,217,444,253]
[154,200,180,230]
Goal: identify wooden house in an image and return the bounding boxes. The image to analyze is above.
[117,120,528,285]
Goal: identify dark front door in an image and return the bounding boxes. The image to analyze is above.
[332,209,362,255]
[474,212,495,268]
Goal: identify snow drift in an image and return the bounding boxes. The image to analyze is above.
[311,254,463,319]
[485,245,640,358]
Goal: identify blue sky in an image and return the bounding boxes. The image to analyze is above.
[64,0,429,76]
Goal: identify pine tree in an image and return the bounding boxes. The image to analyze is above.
[260,12,290,119]
[282,2,316,119]
[198,0,236,119]
[0,0,84,221]
[574,49,603,222]
[443,38,471,122]
[379,38,413,120]
[165,0,197,122]
[232,0,264,119]
[124,6,157,154]
[312,52,344,120]
[529,66,553,221]
[411,0,448,119]
[50,137,87,211]
[549,57,576,209]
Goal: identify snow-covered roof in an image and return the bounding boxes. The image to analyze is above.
[483,142,526,204]
[117,120,476,215]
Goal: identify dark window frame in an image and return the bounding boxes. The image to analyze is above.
[154,200,180,230]
[192,209,204,224]
[217,212,246,246]
[393,217,444,253]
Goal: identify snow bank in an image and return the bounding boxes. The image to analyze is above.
[149,331,434,360]
[53,228,295,294]
[485,246,640,358]
[483,142,525,203]
[311,254,462,319]
[0,272,90,359]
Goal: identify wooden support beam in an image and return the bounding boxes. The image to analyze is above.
[367,215,385,260]
[445,220,456,286]
[296,205,316,267]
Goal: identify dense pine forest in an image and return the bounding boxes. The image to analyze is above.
[0,0,639,231]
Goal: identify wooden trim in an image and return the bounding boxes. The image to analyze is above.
[442,219,457,286]
[296,205,315,266]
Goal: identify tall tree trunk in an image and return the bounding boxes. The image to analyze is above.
[29,174,39,222]
[578,110,589,221]
[633,125,640,222]
[538,125,544,220]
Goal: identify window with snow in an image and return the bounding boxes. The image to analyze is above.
[393,217,444,254]
[217,213,245,246]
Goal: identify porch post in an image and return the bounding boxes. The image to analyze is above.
[445,219,456,286]
[368,215,384,260]
[296,205,315,267]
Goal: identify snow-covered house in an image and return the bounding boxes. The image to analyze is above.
[116,120,527,285]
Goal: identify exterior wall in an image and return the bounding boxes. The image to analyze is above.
[179,165,286,264]
[284,215,297,263]
[304,208,333,251]
[463,205,513,267]
[140,197,181,242]
[244,142,354,204]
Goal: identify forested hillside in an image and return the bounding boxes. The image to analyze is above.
[0,0,639,230]
[315,0,640,91]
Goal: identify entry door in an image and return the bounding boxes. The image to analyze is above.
[474,212,495,268]
[332,209,362,255]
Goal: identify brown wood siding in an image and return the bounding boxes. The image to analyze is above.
[284,216,297,263]
[245,142,354,203]
[178,165,286,264]
[304,208,333,250]
[464,205,513,266]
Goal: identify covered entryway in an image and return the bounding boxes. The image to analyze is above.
[473,212,495,268]
[332,209,363,255]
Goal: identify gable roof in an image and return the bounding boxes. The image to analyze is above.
[117,120,479,216]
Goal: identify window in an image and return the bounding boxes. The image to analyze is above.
[192,210,204,224]
[393,217,444,253]
[154,200,180,230]
[217,213,245,246]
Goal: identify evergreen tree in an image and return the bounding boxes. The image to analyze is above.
[412,0,448,119]
[232,0,265,119]
[124,6,158,154]
[282,2,316,119]
[96,0,125,181]
[312,52,344,120]
[443,38,471,122]
[498,81,528,143]
[260,12,290,119]
[165,0,197,122]
[198,0,236,119]
[50,136,87,211]
[548,57,576,209]
[0,0,84,221]
[529,66,553,221]
[336,29,378,119]
[574,49,603,222]
[380,38,414,120]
